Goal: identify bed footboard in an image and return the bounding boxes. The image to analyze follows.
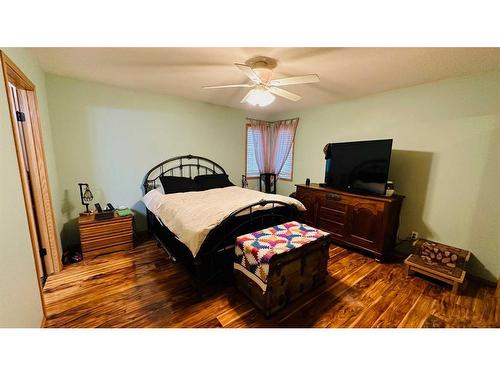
[195,199,299,283]
[147,200,299,286]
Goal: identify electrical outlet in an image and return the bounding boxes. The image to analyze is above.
[410,231,419,240]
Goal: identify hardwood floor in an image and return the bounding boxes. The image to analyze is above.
[43,238,499,328]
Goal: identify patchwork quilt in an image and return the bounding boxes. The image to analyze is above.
[234,221,328,290]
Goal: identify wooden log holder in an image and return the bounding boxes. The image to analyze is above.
[404,239,471,294]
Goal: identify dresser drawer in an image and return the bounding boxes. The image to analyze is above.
[317,191,347,237]
[318,206,346,224]
[317,217,346,239]
[319,192,346,211]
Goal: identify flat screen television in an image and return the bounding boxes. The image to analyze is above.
[324,139,393,196]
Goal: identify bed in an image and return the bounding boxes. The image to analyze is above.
[142,154,305,285]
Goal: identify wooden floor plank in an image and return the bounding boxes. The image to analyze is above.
[371,277,427,328]
[397,285,438,328]
[278,262,384,328]
[43,239,497,328]
[222,251,375,328]
[316,267,393,328]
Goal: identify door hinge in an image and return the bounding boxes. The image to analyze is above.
[39,248,47,257]
[16,111,26,122]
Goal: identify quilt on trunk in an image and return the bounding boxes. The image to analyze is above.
[234,221,328,289]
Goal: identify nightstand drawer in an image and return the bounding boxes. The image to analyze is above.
[81,232,134,253]
[80,221,132,238]
[81,228,133,243]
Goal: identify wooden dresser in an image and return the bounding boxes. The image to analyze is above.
[78,212,134,258]
[296,183,404,260]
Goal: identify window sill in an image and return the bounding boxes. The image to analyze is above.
[246,175,294,181]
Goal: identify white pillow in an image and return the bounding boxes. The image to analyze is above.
[155,183,165,194]
[143,189,163,216]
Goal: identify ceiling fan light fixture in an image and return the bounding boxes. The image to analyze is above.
[203,56,319,107]
[245,88,275,107]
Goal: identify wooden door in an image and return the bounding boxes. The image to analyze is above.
[1,51,61,282]
[16,87,60,276]
[8,83,47,279]
[346,201,383,252]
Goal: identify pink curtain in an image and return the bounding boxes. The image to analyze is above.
[249,117,299,176]
[249,119,273,173]
[270,118,298,176]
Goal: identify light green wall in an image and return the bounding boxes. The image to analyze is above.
[45,74,253,246]
[0,48,61,327]
[271,71,500,281]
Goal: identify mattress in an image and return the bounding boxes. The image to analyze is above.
[143,186,306,257]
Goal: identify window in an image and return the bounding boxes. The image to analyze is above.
[278,143,294,180]
[246,125,260,177]
[274,127,294,180]
[245,125,294,180]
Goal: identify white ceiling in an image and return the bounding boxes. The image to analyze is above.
[31,48,500,114]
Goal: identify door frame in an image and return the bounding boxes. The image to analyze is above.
[0,51,62,316]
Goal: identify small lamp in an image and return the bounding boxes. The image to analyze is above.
[78,183,93,214]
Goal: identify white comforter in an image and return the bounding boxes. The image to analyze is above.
[143,186,306,257]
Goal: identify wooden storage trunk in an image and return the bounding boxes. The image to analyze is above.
[234,222,330,317]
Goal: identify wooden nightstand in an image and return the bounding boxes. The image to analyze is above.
[78,212,134,259]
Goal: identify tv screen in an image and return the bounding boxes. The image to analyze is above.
[324,139,393,196]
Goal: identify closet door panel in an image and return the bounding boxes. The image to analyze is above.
[17,89,56,274]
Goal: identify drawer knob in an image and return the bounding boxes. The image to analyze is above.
[326,193,341,201]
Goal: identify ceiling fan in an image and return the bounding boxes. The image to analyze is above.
[202,56,320,107]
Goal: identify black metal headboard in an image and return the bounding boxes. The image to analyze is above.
[143,154,227,194]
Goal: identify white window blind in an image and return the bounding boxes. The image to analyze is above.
[278,144,293,180]
[246,126,294,180]
[275,128,294,180]
[246,127,260,177]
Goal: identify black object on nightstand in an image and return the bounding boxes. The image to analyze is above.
[259,173,276,194]
[94,203,115,220]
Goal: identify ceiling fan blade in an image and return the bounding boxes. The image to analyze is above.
[235,63,261,84]
[270,74,320,86]
[240,89,254,104]
[203,83,254,89]
[268,87,302,102]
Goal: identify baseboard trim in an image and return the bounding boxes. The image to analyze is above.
[467,273,497,288]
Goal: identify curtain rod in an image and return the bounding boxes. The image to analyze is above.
[245,116,299,123]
